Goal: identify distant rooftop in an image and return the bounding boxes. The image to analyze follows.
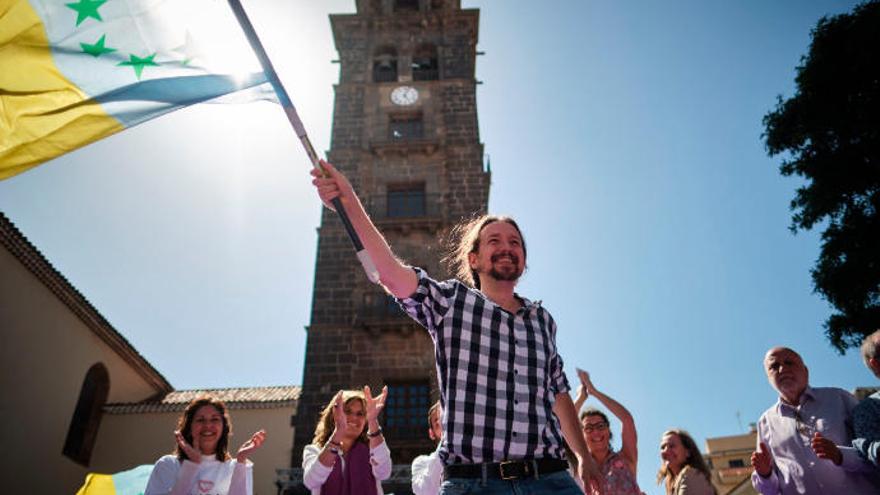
[105,385,301,414]
[705,430,757,454]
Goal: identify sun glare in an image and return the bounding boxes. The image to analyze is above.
[170,0,263,79]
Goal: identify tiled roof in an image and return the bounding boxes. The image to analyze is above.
[0,212,172,393]
[104,385,301,414]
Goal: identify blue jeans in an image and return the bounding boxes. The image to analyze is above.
[439,471,583,495]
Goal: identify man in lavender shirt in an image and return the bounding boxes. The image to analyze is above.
[750,346,878,494]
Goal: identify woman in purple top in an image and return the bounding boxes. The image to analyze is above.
[573,369,642,495]
[301,387,393,495]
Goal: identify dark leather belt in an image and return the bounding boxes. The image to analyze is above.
[443,458,569,481]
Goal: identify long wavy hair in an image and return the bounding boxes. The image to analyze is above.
[443,214,527,289]
[175,396,232,462]
[312,390,369,448]
[656,429,714,495]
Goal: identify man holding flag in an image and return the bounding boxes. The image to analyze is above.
[311,160,603,495]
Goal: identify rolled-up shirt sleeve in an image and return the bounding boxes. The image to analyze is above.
[852,395,880,467]
[839,391,877,473]
[396,267,458,333]
[853,437,880,466]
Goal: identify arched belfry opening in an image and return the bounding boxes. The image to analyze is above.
[373,46,398,82]
[412,43,439,81]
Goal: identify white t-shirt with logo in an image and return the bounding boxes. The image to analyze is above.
[145,455,252,495]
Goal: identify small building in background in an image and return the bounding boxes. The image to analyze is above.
[703,427,758,495]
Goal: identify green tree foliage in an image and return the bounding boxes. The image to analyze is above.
[763,1,880,352]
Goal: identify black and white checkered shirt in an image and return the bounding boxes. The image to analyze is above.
[397,268,571,465]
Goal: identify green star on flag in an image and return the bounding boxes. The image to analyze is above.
[3,0,272,180]
[118,53,159,79]
[80,35,116,57]
[66,0,107,26]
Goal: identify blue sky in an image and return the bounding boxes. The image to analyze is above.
[0,1,870,493]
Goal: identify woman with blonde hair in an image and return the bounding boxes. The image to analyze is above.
[657,429,716,495]
[302,386,391,494]
[145,396,266,495]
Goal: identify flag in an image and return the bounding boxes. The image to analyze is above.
[1,0,271,180]
[75,464,153,495]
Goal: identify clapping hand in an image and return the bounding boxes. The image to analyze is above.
[330,390,347,441]
[576,368,596,395]
[236,430,266,463]
[175,430,201,463]
[364,385,388,423]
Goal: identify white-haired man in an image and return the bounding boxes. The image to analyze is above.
[750,346,878,494]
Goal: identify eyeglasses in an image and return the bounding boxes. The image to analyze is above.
[582,422,608,433]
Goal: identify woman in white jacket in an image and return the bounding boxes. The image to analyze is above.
[145,396,266,495]
[302,387,392,495]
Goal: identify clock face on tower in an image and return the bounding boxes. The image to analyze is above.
[390,85,419,106]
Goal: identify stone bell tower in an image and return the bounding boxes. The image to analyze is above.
[292,0,489,470]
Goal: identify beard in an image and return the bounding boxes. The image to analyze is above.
[487,252,523,282]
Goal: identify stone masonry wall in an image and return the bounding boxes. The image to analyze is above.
[292,3,488,470]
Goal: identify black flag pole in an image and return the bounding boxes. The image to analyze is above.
[227,0,380,284]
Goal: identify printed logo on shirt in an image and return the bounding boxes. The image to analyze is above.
[197,479,215,493]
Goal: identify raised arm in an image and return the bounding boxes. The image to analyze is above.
[311,160,417,298]
[228,430,265,495]
[554,392,604,495]
[573,381,588,414]
[577,369,637,470]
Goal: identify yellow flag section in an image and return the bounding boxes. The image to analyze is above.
[0,0,269,180]
[76,464,153,495]
[0,0,118,179]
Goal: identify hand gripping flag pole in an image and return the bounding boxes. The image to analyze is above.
[227,0,380,284]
